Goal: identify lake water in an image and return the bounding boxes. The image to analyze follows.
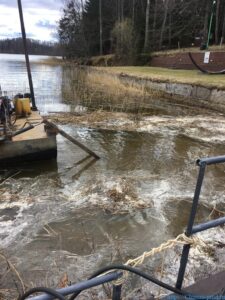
[0,53,65,114]
[1,54,225,298]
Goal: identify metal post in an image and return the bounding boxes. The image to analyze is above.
[206,0,217,49]
[176,162,206,289]
[17,0,37,111]
[112,285,122,300]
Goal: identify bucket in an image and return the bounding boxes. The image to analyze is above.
[15,98,31,116]
[15,98,23,115]
[21,98,31,115]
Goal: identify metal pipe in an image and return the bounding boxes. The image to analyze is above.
[197,155,225,166]
[192,216,225,234]
[206,0,217,49]
[176,163,206,289]
[30,272,122,300]
[112,285,122,300]
[17,0,37,111]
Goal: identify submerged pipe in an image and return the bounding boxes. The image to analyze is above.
[196,155,225,166]
[192,216,225,234]
[17,0,37,110]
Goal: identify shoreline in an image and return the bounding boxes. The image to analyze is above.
[89,67,225,114]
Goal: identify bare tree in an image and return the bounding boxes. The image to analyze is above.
[168,8,172,47]
[132,0,136,25]
[116,0,124,22]
[121,0,124,22]
[152,0,158,46]
[222,3,225,43]
[202,0,210,44]
[99,0,103,55]
[143,0,151,52]
[159,0,169,49]
[117,0,120,22]
[215,0,221,44]
[112,18,136,63]
[80,0,84,13]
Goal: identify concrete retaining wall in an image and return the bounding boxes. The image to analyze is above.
[118,73,225,113]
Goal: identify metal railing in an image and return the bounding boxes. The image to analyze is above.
[20,155,225,300]
[176,155,225,289]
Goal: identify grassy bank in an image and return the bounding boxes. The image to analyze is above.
[98,66,225,90]
[36,56,64,65]
[61,66,164,114]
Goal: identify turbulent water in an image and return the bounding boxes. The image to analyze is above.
[1,54,225,298]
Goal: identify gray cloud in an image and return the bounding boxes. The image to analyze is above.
[0,32,21,38]
[0,0,61,41]
[36,20,57,30]
[0,0,15,7]
[0,0,62,10]
[50,31,58,40]
[26,32,36,38]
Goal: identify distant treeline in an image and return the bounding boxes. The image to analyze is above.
[0,38,62,56]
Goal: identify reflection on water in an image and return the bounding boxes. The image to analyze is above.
[26,208,165,258]
[1,54,225,295]
[0,53,62,113]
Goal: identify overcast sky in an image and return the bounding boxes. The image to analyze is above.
[0,0,63,41]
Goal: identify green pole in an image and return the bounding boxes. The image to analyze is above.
[206,0,216,49]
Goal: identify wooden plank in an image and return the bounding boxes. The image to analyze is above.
[43,119,100,159]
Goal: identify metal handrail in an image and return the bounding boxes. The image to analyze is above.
[28,272,122,300]
[176,155,225,289]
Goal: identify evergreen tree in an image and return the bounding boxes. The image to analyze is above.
[58,0,88,58]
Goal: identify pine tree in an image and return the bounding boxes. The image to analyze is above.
[58,0,88,58]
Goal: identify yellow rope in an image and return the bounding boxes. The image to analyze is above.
[113,233,208,286]
[124,233,206,267]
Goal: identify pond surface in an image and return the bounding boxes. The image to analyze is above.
[1,54,225,298]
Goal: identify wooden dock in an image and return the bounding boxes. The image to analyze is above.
[0,111,57,164]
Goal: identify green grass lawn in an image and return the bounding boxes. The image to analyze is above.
[100,66,225,90]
